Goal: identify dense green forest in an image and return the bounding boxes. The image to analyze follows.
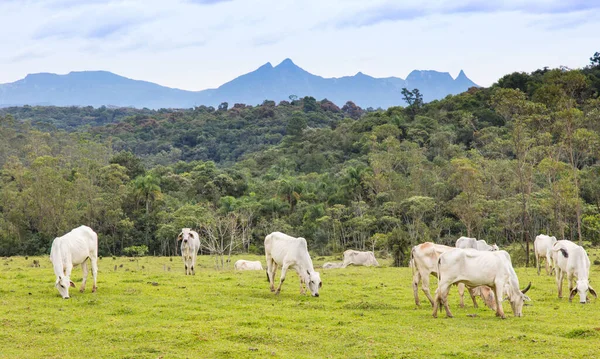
[2,53,600,266]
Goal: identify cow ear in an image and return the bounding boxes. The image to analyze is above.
[569,288,578,301]
[69,281,75,288]
[523,294,531,301]
[319,281,322,288]
[589,287,597,298]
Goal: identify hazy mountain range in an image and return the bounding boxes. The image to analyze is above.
[0,59,479,109]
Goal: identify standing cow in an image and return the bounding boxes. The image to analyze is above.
[411,242,495,310]
[265,232,322,297]
[552,240,597,303]
[534,234,557,275]
[433,249,531,319]
[342,250,380,267]
[178,228,200,275]
[49,225,98,299]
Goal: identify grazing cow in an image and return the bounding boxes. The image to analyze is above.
[552,240,597,304]
[322,262,344,269]
[455,236,499,251]
[177,228,200,275]
[411,242,495,310]
[534,234,557,275]
[342,250,380,267]
[264,232,322,297]
[433,249,531,319]
[234,260,263,271]
[49,225,98,299]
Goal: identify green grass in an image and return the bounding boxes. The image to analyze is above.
[1,254,599,358]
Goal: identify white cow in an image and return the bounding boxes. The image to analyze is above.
[411,242,495,310]
[234,260,263,270]
[455,236,499,251]
[178,228,200,275]
[265,232,322,297]
[342,250,380,267]
[322,262,344,269]
[552,240,597,304]
[49,225,98,299]
[433,249,531,319]
[534,234,557,275]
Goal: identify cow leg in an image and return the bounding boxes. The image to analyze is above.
[545,252,552,275]
[90,255,98,292]
[535,254,540,275]
[191,254,196,275]
[275,263,289,295]
[457,283,465,308]
[420,274,435,307]
[299,277,306,295]
[439,284,453,318]
[266,256,277,292]
[80,260,88,292]
[557,269,564,298]
[468,287,479,309]
[412,270,421,307]
[567,273,575,302]
[493,285,505,319]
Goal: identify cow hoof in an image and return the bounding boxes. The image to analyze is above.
[80,289,85,293]
[92,286,97,293]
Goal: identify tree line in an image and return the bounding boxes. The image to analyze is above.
[1,53,600,266]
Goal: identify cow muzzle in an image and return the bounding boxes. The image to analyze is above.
[313,293,319,297]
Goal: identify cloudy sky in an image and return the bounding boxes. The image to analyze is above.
[1,0,599,90]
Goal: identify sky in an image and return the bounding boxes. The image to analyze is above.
[0,0,599,90]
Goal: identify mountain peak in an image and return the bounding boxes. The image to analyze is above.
[257,62,273,71]
[276,58,296,67]
[456,69,467,79]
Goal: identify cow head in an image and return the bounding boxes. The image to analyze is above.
[179,228,194,244]
[508,282,531,317]
[306,270,322,297]
[569,280,596,304]
[491,244,499,251]
[55,276,75,299]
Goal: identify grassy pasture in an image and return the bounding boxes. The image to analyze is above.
[1,253,599,359]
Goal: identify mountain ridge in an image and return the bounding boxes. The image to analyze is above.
[0,59,479,109]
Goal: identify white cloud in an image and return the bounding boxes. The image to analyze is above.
[0,0,598,89]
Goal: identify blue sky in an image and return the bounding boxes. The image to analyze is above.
[1,0,599,89]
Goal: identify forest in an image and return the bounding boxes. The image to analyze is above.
[1,53,600,267]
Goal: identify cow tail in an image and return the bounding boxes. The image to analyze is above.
[558,248,568,258]
[436,257,442,281]
[409,247,415,274]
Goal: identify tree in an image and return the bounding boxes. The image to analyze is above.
[286,111,307,137]
[401,88,423,119]
[218,102,229,111]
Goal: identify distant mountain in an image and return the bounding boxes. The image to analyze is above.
[0,59,479,109]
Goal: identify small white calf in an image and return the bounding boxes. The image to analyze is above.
[49,225,98,299]
[265,232,322,297]
[342,250,379,267]
[234,260,263,271]
[552,240,597,303]
[178,228,200,275]
[534,234,557,275]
